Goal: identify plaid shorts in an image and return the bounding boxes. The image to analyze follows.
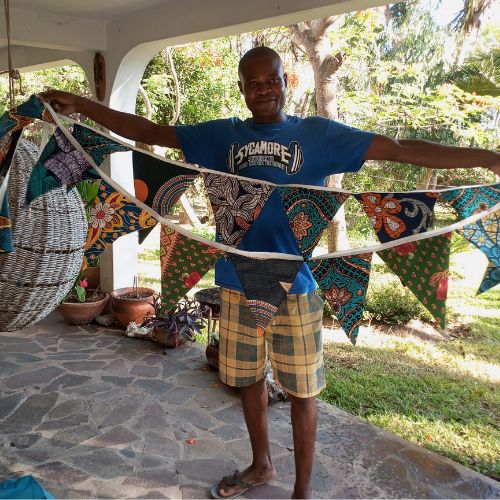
[218,288,326,398]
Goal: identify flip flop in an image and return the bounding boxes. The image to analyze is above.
[210,470,270,499]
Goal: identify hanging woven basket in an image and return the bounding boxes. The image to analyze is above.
[0,139,87,331]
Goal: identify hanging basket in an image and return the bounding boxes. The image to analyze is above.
[0,139,88,331]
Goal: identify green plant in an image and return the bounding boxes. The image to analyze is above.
[72,271,88,303]
[76,179,100,221]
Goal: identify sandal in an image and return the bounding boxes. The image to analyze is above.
[210,470,270,499]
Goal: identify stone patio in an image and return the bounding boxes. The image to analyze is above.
[1,313,499,499]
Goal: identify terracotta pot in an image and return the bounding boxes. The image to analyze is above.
[81,266,100,289]
[57,293,109,325]
[206,344,219,369]
[110,287,156,328]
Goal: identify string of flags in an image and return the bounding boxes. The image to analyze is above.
[1,95,499,344]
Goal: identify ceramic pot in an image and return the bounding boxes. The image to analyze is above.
[110,287,156,328]
[57,293,109,325]
[81,266,100,289]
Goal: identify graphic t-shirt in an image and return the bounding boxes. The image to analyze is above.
[175,115,375,293]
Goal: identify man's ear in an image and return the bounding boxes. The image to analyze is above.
[238,80,243,94]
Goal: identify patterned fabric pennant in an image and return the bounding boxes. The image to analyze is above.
[441,184,500,219]
[203,173,274,247]
[160,225,224,310]
[0,111,33,138]
[277,187,349,259]
[0,184,13,253]
[354,192,439,243]
[72,124,130,165]
[378,234,452,328]
[14,94,49,121]
[457,210,499,294]
[229,254,303,336]
[308,253,372,344]
[83,180,157,267]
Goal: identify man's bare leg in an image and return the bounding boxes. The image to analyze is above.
[290,395,317,499]
[216,378,276,497]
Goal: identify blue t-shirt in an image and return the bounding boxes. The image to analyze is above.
[175,115,375,294]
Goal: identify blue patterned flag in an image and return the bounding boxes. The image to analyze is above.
[441,184,500,219]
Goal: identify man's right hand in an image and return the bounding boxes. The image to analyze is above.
[38,90,79,116]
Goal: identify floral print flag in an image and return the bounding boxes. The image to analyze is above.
[308,253,372,344]
[160,225,224,311]
[378,233,452,329]
[0,187,13,253]
[83,180,156,267]
[441,184,500,219]
[277,187,350,259]
[203,173,274,247]
[354,192,439,243]
[457,210,499,294]
[229,254,304,336]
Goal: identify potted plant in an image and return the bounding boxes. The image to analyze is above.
[110,276,157,328]
[57,272,109,325]
[140,296,207,348]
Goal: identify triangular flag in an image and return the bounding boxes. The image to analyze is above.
[0,182,13,253]
[72,124,130,165]
[160,225,224,311]
[133,150,198,244]
[14,94,49,121]
[456,209,499,294]
[308,253,372,344]
[354,191,439,243]
[378,233,452,328]
[229,254,303,336]
[83,180,156,267]
[441,184,500,219]
[277,186,349,259]
[203,173,274,246]
[0,111,33,138]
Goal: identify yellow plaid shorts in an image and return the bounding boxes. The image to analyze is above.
[218,288,326,398]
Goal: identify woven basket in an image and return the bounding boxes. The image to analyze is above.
[0,139,88,331]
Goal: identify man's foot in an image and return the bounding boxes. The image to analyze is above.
[210,465,275,499]
[291,485,313,499]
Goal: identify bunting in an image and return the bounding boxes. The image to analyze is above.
[277,187,350,259]
[354,191,439,243]
[203,173,274,246]
[0,185,12,254]
[160,225,224,311]
[229,255,303,336]
[378,233,452,328]
[14,94,51,121]
[307,253,372,344]
[83,180,156,267]
[441,184,500,219]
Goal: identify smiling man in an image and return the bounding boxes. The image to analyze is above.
[40,46,499,499]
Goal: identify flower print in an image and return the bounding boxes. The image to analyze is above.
[359,193,406,238]
[430,271,449,300]
[90,202,115,229]
[183,271,202,288]
[325,286,352,314]
[394,242,416,256]
[290,212,312,240]
[0,215,10,229]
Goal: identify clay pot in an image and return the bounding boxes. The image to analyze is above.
[206,344,219,369]
[57,293,109,325]
[110,287,156,328]
[81,266,100,289]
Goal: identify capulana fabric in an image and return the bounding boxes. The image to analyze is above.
[354,191,439,243]
[277,186,350,259]
[0,187,12,253]
[307,253,372,344]
[378,233,452,328]
[440,184,500,219]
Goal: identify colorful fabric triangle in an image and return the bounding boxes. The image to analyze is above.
[378,234,452,328]
[83,180,156,267]
[354,191,439,243]
[441,184,500,219]
[203,173,274,247]
[0,185,13,253]
[457,209,499,294]
[229,254,303,336]
[160,225,224,311]
[308,253,372,344]
[277,187,349,259]
[72,124,130,165]
[14,94,48,121]
[0,111,33,138]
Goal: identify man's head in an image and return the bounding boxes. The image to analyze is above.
[238,46,288,124]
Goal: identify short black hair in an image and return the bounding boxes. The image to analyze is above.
[238,46,283,76]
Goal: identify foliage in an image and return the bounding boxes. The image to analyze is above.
[76,179,100,221]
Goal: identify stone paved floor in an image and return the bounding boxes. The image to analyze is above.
[1,314,499,499]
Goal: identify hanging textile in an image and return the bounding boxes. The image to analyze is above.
[277,187,350,259]
[83,180,156,267]
[378,233,452,328]
[457,209,499,294]
[441,184,500,219]
[229,254,303,336]
[14,94,50,121]
[160,225,224,310]
[307,253,372,344]
[354,191,439,243]
[0,189,12,253]
[203,173,274,246]
[133,150,198,243]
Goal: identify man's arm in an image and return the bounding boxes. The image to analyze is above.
[365,135,500,176]
[38,90,181,149]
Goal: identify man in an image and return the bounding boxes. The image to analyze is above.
[40,46,499,499]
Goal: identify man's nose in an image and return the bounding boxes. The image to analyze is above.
[256,82,272,94]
